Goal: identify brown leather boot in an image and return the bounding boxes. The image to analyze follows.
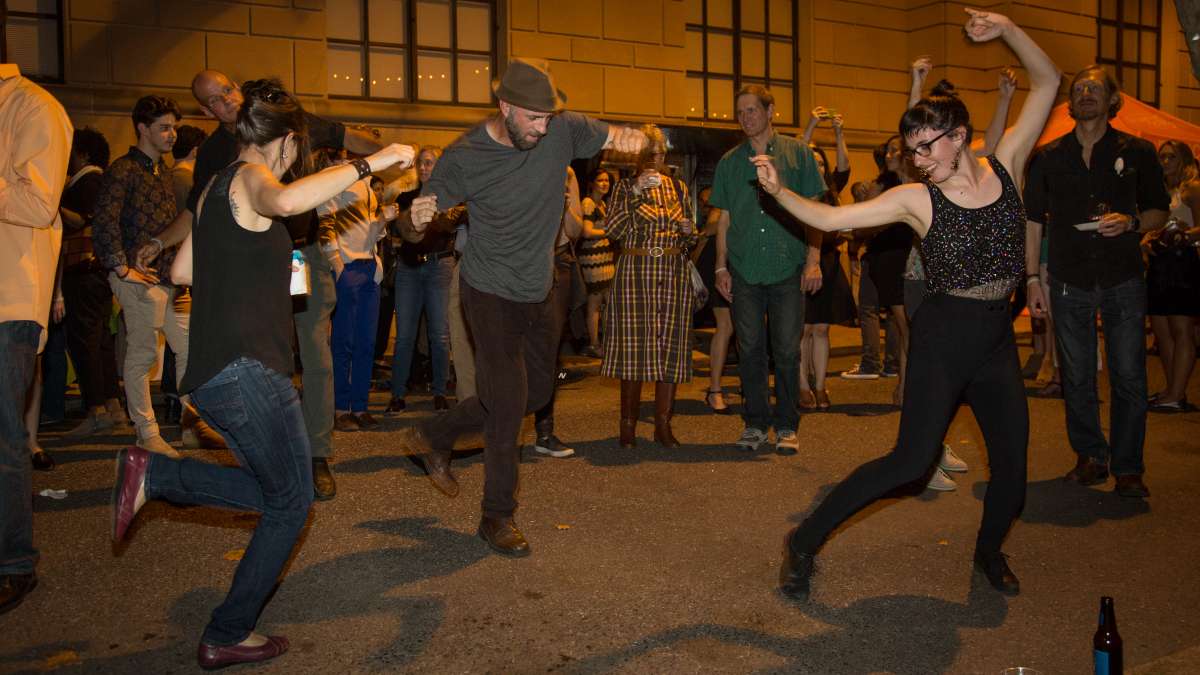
[654,382,680,448]
[619,379,642,448]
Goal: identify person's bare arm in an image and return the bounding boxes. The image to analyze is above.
[908,56,932,109]
[171,231,194,286]
[979,10,1061,183]
[242,144,414,218]
[800,107,825,146]
[753,155,928,235]
[713,208,733,301]
[562,167,583,241]
[59,206,86,231]
[580,198,607,238]
[832,114,850,172]
[980,68,1017,156]
[1024,219,1046,318]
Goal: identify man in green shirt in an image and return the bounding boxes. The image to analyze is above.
[710,85,825,454]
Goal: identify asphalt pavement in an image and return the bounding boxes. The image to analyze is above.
[2,343,1198,674]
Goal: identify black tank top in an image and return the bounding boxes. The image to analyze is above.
[180,161,295,393]
[919,156,1025,299]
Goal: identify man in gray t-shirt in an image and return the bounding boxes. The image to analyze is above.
[402,58,646,557]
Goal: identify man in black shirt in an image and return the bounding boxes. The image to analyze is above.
[139,70,382,501]
[1024,65,1170,498]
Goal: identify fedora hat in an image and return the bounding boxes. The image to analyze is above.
[491,58,567,113]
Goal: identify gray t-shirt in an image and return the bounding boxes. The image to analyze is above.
[423,111,609,302]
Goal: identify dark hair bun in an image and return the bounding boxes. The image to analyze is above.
[930,79,958,98]
[241,77,289,105]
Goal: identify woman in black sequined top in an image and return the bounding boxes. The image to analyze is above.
[752,9,1061,602]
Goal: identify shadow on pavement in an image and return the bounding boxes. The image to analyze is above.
[979,479,1151,527]
[563,575,1008,674]
[572,438,772,467]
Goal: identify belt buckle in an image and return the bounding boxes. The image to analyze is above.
[418,253,430,263]
[649,246,664,257]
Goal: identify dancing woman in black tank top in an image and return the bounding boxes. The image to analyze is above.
[751,9,1060,600]
[109,79,414,670]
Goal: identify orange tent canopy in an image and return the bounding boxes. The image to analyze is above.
[1035,93,1200,154]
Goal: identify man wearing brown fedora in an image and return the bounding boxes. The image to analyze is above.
[400,57,647,557]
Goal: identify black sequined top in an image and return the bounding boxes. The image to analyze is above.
[919,156,1025,300]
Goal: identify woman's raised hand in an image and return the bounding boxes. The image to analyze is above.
[911,56,932,84]
[964,8,1012,42]
[369,143,416,172]
[998,67,1018,97]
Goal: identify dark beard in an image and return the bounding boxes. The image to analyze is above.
[1068,101,1103,121]
[505,111,541,151]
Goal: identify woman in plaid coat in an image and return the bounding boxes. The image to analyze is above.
[600,125,698,448]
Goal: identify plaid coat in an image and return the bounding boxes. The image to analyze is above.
[600,176,697,383]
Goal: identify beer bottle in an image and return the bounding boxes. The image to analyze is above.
[1093,596,1123,674]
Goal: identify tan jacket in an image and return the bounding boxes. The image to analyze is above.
[0,64,72,351]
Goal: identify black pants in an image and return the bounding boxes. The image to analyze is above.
[534,253,574,434]
[62,267,119,409]
[791,293,1029,556]
[422,281,558,519]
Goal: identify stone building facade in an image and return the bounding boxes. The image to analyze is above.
[5,0,1192,191]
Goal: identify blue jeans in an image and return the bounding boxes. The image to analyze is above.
[0,321,41,576]
[1050,276,1148,475]
[145,358,312,645]
[731,269,805,432]
[391,256,454,397]
[331,259,380,412]
[40,320,68,422]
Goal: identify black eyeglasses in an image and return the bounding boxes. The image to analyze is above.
[903,128,953,159]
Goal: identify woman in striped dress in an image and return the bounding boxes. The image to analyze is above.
[601,125,697,448]
[578,169,616,357]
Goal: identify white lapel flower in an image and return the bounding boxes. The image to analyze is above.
[1114,157,1125,175]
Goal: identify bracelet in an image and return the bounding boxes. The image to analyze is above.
[149,237,164,253]
[1025,275,1040,287]
[351,158,371,180]
[715,266,727,274]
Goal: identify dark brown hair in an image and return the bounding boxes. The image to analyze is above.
[236,78,312,177]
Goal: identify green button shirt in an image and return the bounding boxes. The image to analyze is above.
[709,132,825,285]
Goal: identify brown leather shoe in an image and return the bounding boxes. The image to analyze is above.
[197,635,289,670]
[421,448,459,497]
[1064,456,1109,486]
[798,389,817,410]
[312,458,336,501]
[1114,474,1150,498]
[112,446,150,542]
[0,573,37,616]
[334,412,360,432]
[181,406,228,449]
[478,516,531,557]
[355,411,380,429]
[386,397,407,413]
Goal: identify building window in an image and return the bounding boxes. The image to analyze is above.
[1,0,63,82]
[326,0,496,104]
[685,0,797,126]
[1096,0,1161,106]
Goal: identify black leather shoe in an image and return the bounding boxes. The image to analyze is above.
[779,529,816,601]
[31,450,55,471]
[312,458,336,501]
[197,635,289,670]
[974,550,1020,595]
[433,395,449,412]
[1064,457,1109,486]
[386,397,407,414]
[478,516,531,557]
[0,573,37,615]
[1115,474,1150,498]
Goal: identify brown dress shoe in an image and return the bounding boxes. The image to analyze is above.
[1114,474,1150,498]
[334,412,360,432]
[386,397,407,413]
[0,573,37,615]
[312,458,336,501]
[421,448,459,497]
[478,516,531,557]
[197,635,289,670]
[1064,457,1109,486]
[355,412,380,429]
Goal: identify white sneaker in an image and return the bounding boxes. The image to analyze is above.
[939,444,968,473]
[735,427,768,451]
[775,430,799,455]
[926,467,957,492]
[138,434,181,459]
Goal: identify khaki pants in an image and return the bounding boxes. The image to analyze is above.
[448,261,476,401]
[109,274,189,440]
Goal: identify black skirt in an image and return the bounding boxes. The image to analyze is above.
[805,245,856,325]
